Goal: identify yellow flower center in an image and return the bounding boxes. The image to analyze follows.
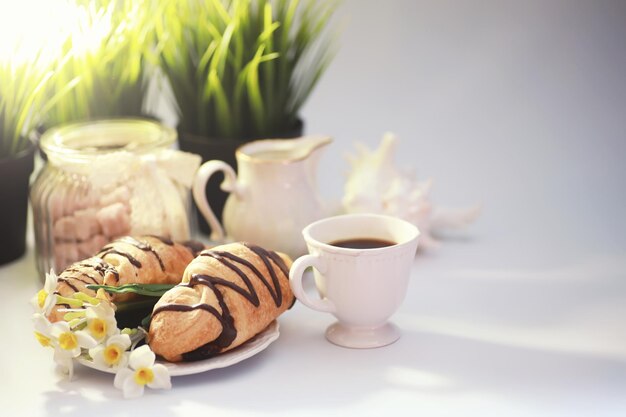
[88,318,107,340]
[103,345,123,365]
[34,331,51,347]
[134,367,154,386]
[37,289,48,308]
[58,331,78,351]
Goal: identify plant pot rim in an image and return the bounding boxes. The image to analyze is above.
[177,118,304,145]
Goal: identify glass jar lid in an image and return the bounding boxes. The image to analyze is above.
[40,119,176,165]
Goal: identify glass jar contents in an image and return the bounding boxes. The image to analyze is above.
[30,119,200,278]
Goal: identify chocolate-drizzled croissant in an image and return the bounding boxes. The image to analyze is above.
[48,236,205,322]
[147,242,295,362]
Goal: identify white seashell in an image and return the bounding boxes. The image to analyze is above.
[342,133,480,250]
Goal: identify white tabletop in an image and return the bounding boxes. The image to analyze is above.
[2,0,625,415]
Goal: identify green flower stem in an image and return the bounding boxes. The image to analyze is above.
[56,295,84,308]
[63,311,87,322]
[73,292,101,306]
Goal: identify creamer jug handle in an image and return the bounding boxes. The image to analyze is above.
[192,160,240,242]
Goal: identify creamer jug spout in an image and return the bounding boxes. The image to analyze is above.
[290,135,333,162]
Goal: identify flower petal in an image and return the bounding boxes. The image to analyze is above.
[106,323,119,337]
[116,353,130,370]
[42,293,57,316]
[123,376,145,399]
[44,270,58,293]
[85,308,98,320]
[53,352,74,380]
[53,345,75,359]
[147,364,171,390]
[87,302,105,317]
[75,330,98,349]
[89,346,105,366]
[50,321,71,338]
[33,314,52,336]
[129,345,155,370]
[107,333,131,351]
[69,346,82,358]
[114,368,133,390]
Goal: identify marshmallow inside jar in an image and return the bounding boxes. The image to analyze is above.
[31,119,201,280]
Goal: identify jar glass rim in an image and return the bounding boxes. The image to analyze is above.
[40,118,176,163]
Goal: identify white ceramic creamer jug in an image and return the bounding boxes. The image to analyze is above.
[193,136,332,258]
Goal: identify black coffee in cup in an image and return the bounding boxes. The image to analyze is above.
[329,238,396,250]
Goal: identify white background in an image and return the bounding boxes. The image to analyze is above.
[1,1,625,416]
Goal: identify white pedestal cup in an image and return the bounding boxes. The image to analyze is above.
[289,213,419,348]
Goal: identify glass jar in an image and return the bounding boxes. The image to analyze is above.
[31,119,197,278]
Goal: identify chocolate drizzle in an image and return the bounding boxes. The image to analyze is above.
[151,243,289,361]
[63,269,100,284]
[57,277,79,292]
[86,258,120,282]
[244,243,289,303]
[96,247,142,269]
[117,236,165,271]
[202,249,282,306]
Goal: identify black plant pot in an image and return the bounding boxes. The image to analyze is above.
[179,119,304,236]
[0,145,35,265]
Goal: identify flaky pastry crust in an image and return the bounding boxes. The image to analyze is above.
[48,236,204,322]
[147,242,294,362]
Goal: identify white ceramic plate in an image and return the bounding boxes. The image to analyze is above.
[77,320,280,377]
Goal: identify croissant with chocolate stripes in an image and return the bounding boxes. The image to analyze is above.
[48,235,204,322]
[147,242,295,362]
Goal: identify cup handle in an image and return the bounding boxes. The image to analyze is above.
[193,160,239,242]
[289,254,335,313]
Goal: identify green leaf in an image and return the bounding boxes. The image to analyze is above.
[208,69,233,136]
[246,45,266,131]
[86,283,176,297]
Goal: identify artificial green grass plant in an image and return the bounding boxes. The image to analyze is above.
[0,56,47,158]
[155,0,338,139]
[0,49,75,159]
[44,0,156,127]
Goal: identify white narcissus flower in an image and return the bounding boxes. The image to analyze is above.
[114,345,171,398]
[32,313,54,348]
[89,334,131,369]
[31,270,58,316]
[76,301,118,343]
[53,349,75,380]
[50,321,98,358]
[49,320,98,379]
